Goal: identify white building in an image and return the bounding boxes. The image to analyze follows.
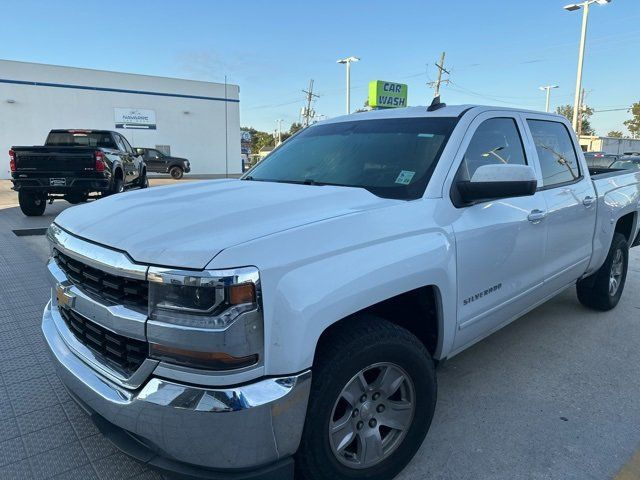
[0,59,241,180]
[579,135,640,155]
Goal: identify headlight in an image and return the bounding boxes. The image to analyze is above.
[147,266,262,371]
[148,267,259,328]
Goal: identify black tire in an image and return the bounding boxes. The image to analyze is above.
[296,315,436,480]
[18,191,46,216]
[169,166,184,180]
[577,232,629,311]
[108,176,124,196]
[138,169,149,188]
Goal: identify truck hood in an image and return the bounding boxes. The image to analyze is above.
[54,179,394,269]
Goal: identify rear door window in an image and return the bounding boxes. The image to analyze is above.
[527,120,581,187]
[113,135,126,152]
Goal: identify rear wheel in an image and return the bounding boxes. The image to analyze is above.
[18,191,46,216]
[296,316,436,480]
[108,176,124,196]
[577,232,629,311]
[138,169,149,188]
[169,166,184,180]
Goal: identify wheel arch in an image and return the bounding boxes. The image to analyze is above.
[314,285,445,367]
[615,211,637,245]
[113,165,124,180]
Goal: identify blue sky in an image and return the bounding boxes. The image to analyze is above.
[1,0,638,134]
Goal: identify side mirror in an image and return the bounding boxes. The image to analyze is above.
[455,164,537,205]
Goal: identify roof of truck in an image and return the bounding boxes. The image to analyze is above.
[322,104,565,124]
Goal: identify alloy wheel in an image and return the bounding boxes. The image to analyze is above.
[329,362,415,470]
[609,248,624,296]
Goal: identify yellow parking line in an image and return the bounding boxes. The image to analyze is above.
[615,448,640,480]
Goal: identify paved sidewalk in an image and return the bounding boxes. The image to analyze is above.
[0,199,167,479]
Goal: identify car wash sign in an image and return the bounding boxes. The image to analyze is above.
[368,80,408,108]
[114,108,157,130]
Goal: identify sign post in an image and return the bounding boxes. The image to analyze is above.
[368,81,408,109]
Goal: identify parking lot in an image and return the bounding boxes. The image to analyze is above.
[0,179,639,480]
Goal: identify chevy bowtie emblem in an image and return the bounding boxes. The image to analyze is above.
[56,284,75,308]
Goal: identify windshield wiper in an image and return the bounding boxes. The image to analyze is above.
[302,179,325,186]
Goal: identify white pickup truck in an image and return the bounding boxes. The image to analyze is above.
[42,104,640,480]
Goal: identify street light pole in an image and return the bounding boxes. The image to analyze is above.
[337,56,360,114]
[539,85,559,112]
[572,2,589,131]
[564,0,611,132]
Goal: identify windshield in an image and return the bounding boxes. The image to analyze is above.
[244,117,458,200]
[46,132,117,149]
[611,160,640,170]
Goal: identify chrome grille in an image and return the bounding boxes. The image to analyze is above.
[54,249,148,310]
[59,307,147,375]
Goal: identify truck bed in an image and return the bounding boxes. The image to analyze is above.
[589,168,640,269]
[588,166,629,179]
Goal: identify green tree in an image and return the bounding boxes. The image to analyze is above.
[289,122,303,135]
[556,104,595,136]
[241,126,275,153]
[607,130,623,138]
[281,122,304,142]
[623,102,640,139]
[353,99,370,114]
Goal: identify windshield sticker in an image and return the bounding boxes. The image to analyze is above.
[395,170,416,185]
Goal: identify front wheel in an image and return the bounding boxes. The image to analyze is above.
[18,191,46,216]
[577,232,629,311]
[296,316,436,480]
[169,166,184,180]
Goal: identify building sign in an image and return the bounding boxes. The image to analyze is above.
[368,81,408,109]
[114,108,157,129]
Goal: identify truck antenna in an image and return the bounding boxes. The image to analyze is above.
[427,95,446,112]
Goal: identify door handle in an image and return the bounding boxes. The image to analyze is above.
[528,209,547,223]
[583,196,596,207]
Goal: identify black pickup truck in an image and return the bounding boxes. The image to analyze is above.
[135,147,191,179]
[10,129,147,216]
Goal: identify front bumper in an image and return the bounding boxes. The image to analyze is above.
[42,302,311,477]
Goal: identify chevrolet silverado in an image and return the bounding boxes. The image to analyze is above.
[42,104,640,480]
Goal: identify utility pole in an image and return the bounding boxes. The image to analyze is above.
[428,52,450,98]
[302,79,319,127]
[275,119,283,145]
